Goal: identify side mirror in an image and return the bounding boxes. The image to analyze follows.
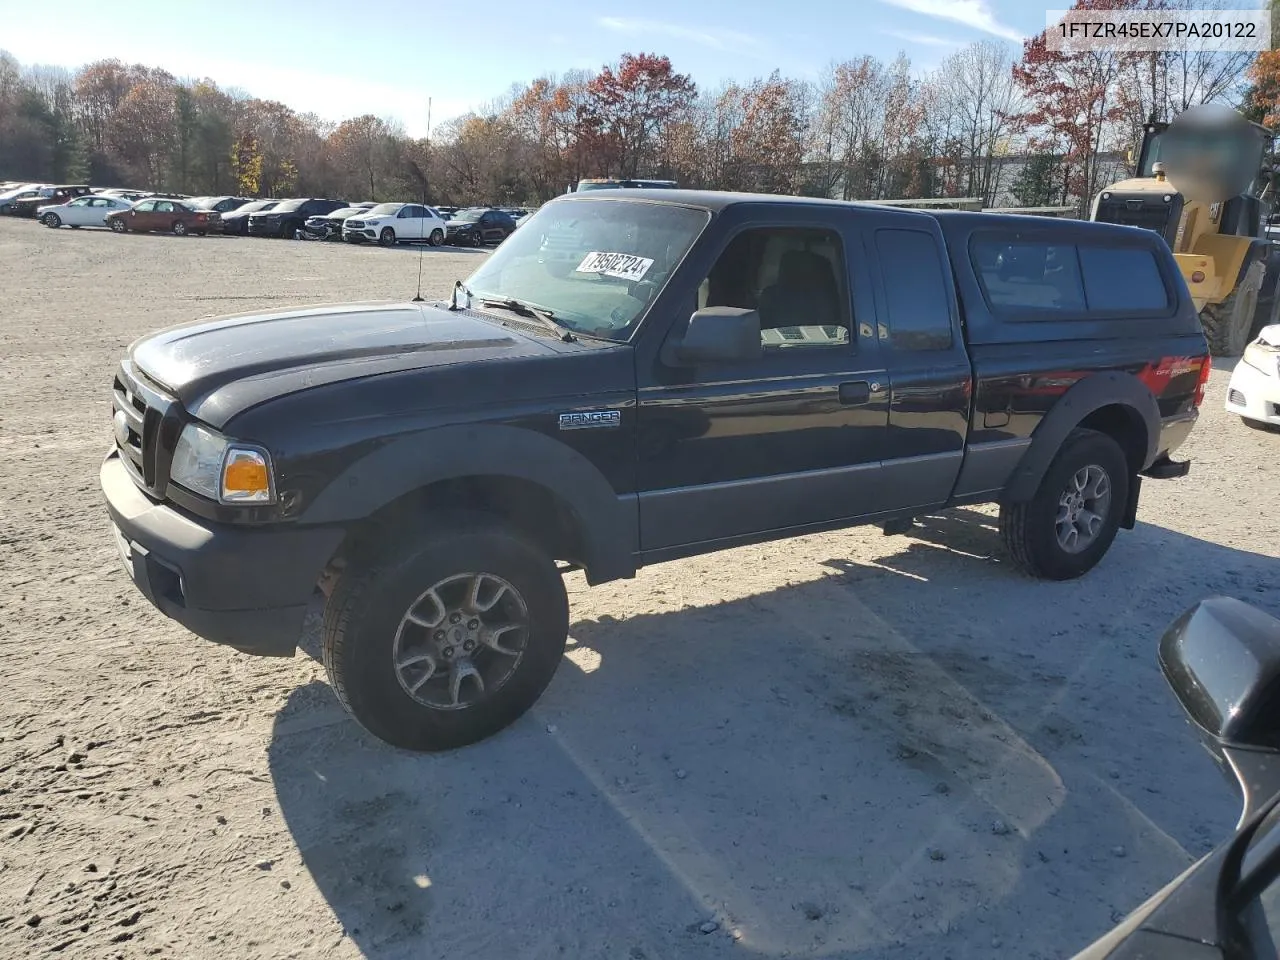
[1159,597,1280,824]
[665,307,762,365]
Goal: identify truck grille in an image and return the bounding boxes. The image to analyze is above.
[112,362,177,497]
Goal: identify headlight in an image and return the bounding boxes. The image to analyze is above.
[170,423,275,503]
[1242,343,1279,377]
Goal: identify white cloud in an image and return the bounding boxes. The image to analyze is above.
[877,0,1024,42]
[596,16,760,51]
[879,28,963,47]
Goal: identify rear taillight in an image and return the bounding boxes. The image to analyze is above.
[1194,355,1212,407]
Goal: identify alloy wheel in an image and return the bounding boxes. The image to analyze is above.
[391,572,529,710]
[1055,464,1111,553]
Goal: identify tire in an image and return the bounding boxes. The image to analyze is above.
[429,228,444,247]
[472,232,485,248]
[279,220,293,239]
[1201,260,1264,357]
[196,230,207,237]
[323,512,569,751]
[999,428,1130,580]
[379,227,396,247]
[110,218,127,233]
[44,213,60,228]
[172,220,188,236]
[70,225,80,229]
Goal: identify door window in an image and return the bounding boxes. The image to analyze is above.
[697,227,851,349]
[155,201,174,213]
[134,201,156,212]
[69,197,90,206]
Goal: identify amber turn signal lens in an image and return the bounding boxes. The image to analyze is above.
[221,448,272,502]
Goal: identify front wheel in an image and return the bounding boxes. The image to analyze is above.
[1201,260,1264,357]
[172,220,188,236]
[379,227,396,247]
[110,218,127,233]
[322,513,569,751]
[999,428,1129,580]
[429,228,444,247]
[44,213,61,228]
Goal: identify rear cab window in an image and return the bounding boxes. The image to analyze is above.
[873,228,955,351]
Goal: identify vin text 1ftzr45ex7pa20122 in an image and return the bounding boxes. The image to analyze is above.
[100,190,1209,753]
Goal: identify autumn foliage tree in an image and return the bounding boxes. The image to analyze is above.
[579,53,695,179]
[1013,0,1138,213]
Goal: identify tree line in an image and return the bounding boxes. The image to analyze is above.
[0,0,1268,214]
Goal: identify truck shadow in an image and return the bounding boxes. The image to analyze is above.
[271,510,1278,960]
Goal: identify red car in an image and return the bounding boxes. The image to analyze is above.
[105,199,211,236]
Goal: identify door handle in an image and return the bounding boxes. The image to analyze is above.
[838,380,871,405]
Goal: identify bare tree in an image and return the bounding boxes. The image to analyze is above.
[930,41,1022,204]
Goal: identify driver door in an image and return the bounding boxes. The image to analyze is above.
[636,221,890,552]
[129,200,158,230]
[398,205,426,240]
[63,197,92,225]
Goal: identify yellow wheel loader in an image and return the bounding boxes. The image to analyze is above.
[1091,104,1277,356]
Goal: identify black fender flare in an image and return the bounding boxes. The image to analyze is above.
[1002,373,1161,503]
[302,423,637,584]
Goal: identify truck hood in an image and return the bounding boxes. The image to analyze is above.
[129,301,561,427]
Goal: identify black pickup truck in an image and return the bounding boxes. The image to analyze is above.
[100,190,1208,751]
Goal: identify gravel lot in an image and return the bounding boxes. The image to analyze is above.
[1,217,1278,960]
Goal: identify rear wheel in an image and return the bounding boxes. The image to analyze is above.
[172,220,188,236]
[110,218,127,233]
[999,429,1129,580]
[429,228,444,246]
[44,213,61,228]
[379,227,396,247]
[1201,260,1264,357]
[322,512,569,751]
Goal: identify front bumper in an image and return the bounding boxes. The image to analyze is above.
[343,228,378,241]
[101,453,344,656]
[1226,359,1280,426]
[248,219,283,235]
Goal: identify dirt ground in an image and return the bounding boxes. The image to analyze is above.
[1,216,1278,960]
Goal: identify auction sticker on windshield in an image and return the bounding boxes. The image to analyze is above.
[575,251,654,282]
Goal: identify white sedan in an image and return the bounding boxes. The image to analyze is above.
[1226,324,1280,429]
[38,194,135,229]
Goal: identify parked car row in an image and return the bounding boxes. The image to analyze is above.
[2,180,531,248]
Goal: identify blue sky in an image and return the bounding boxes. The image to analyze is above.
[0,0,1047,136]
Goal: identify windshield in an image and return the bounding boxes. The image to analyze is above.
[453,209,483,221]
[464,198,709,341]
[238,200,276,213]
[365,203,402,217]
[272,199,305,213]
[328,207,363,217]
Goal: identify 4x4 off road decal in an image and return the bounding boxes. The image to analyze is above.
[558,410,622,430]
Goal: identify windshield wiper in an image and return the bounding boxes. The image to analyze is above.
[477,296,576,342]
